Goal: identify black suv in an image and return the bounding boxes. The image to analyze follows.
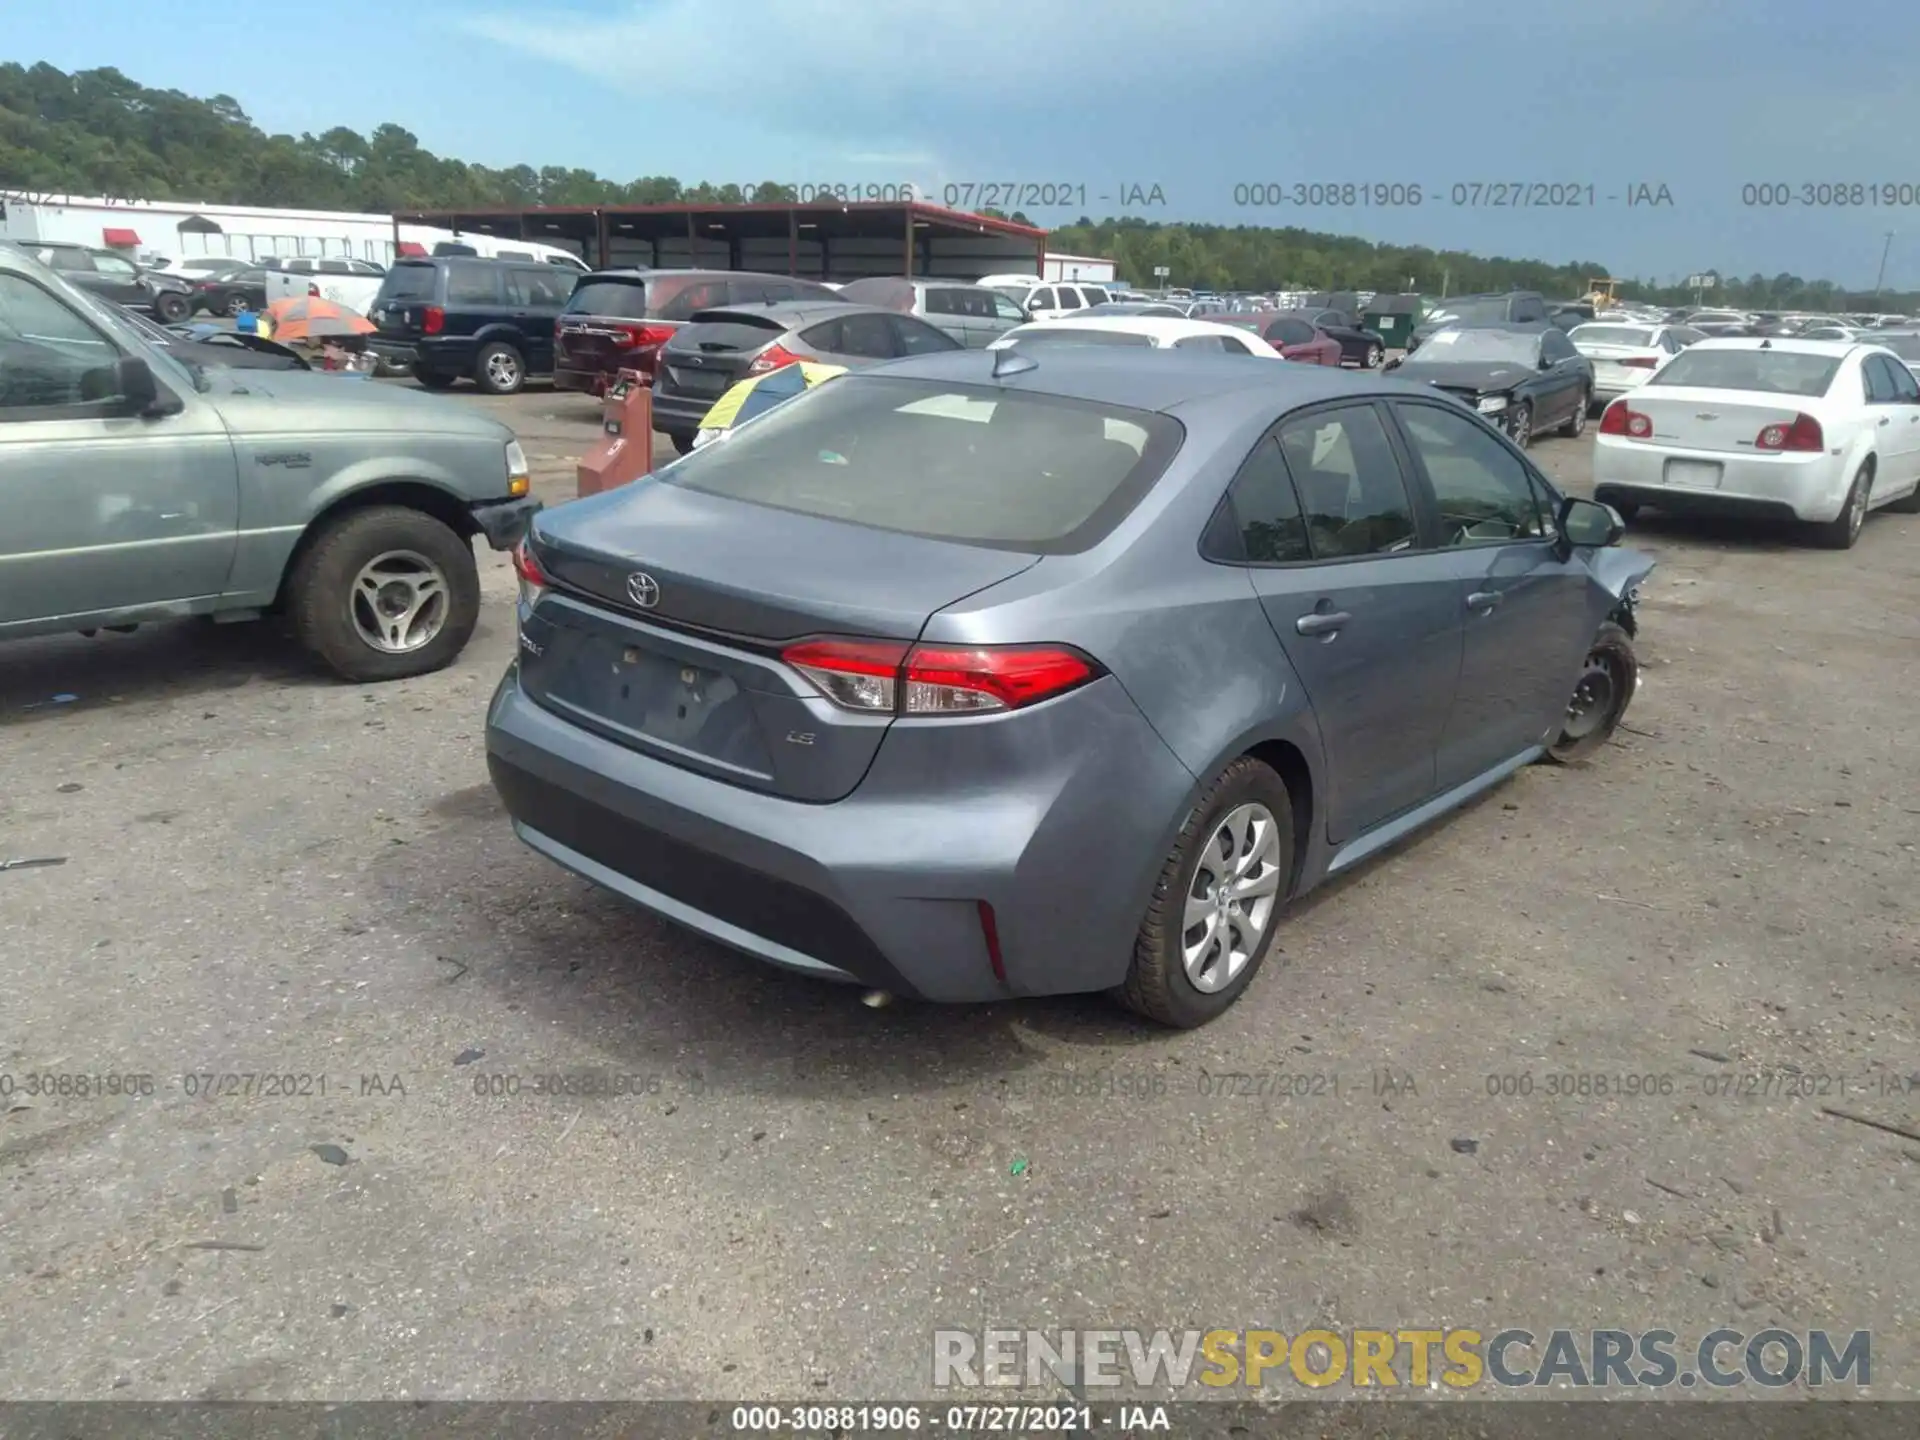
[18,242,194,322]
[1407,291,1549,352]
[367,257,576,394]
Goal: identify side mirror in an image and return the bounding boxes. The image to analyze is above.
[1560,496,1624,548]
[117,355,159,411]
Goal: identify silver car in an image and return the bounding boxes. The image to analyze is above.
[649,301,962,452]
[837,277,1032,348]
[489,349,1653,1026]
[0,243,538,680]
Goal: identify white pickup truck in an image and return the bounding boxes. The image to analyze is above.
[262,257,387,314]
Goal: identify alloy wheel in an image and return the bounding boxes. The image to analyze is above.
[1181,803,1282,993]
[349,550,450,654]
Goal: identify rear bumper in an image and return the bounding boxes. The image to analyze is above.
[368,339,420,368]
[373,338,478,374]
[648,388,716,437]
[484,665,1195,1003]
[1592,437,1849,522]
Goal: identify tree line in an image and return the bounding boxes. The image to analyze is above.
[3,63,1913,312]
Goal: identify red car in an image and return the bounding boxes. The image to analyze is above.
[1213,310,1344,365]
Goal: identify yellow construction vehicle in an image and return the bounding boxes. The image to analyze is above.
[1583,278,1621,309]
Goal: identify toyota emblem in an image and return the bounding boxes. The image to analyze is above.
[626,572,660,608]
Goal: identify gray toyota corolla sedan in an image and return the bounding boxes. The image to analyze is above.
[487,348,1653,1027]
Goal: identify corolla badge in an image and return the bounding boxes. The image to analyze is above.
[626,572,661,608]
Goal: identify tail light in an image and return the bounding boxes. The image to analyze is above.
[1599,401,1651,438]
[748,342,809,376]
[618,323,675,352]
[780,639,1101,714]
[1754,413,1824,452]
[308,282,321,298]
[511,539,548,606]
[1620,356,1659,368]
[422,305,445,335]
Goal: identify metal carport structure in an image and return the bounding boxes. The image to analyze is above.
[392,202,1048,283]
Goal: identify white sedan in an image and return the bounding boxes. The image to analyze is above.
[990,314,1284,356]
[1569,321,1701,405]
[1592,338,1920,547]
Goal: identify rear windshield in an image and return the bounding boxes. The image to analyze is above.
[660,376,1183,553]
[378,264,436,301]
[667,316,787,351]
[1646,349,1840,396]
[1007,327,1154,347]
[1427,298,1508,324]
[565,278,648,316]
[1572,325,1653,346]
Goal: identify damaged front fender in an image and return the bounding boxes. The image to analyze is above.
[1589,546,1656,635]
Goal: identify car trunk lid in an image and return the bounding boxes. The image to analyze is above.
[556,276,656,373]
[658,313,790,401]
[1621,386,1815,453]
[517,483,1039,801]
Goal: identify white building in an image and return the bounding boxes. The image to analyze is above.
[1043,251,1118,283]
[0,191,587,269]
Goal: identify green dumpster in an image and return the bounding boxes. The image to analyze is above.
[1362,293,1425,351]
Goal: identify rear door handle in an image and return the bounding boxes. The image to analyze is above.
[1295,611,1351,636]
[1467,590,1502,610]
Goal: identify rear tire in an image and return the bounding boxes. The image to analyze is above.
[1609,500,1641,522]
[670,432,697,456]
[1810,463,1871,549]
[1547,621,1637,764]
[154,292,189,324]
[1562,387,1590,436]
[224,294,248,318]
[287,506,480,683]
[1115,757,1294,1028]
[474,341,526,395]
[1364,343,1383,368]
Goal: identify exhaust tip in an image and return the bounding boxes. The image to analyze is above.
[860,989,893,1009]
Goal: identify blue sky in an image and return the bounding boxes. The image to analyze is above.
[11,0,1920,286]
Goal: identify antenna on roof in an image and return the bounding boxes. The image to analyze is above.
[992,346,1036,380]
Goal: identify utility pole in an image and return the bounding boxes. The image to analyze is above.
[1874,231,1894,294]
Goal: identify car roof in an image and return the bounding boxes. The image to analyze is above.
[1681,336,1861,356]
[869,345,1409,414]
[1005,315,1266,343]
[688,300,891,325]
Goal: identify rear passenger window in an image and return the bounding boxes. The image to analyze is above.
[1172,334,1228,351]
[924,288,964,316]
[1029,288,1054,310]
[507,267,570,306]
[891,316,961,354]
[1226,437,1312,563]
[836,313,897,358]
[445,265,500,305]
[1054,288,1082,311]
[799,319,843,351]
[1275,405,1419,558]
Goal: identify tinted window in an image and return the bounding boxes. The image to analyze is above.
[1863,355,1900,402]
[1396,403,1545,544]
[1267,317,1315,346]
[1172,334,1229,351]
[1007,327,1153,347]
[891,315,961,355]
[444,264,500,306]
[924,288,965,316]
[1647,349,1840,396]
[282,259,314,273]
[1541,329,1576,361]
[1029,288,1055,310]
[1080,287,1110,305]
[1887,357,1920,401]
[1054,288,1083,311]
[799,319,843,351]
[0,273,123,416]
[378,264,437,301]
[652,277,729,321]
[318,259,350,274]
[1510,296,1546,321]
[94,255,137,278]
[1218,335,1257,354]
[1275,405,1418,558]
[507,267,571,307]
[565,278,648,317]
[1226,436,1312,562]
[834,312,898,358]
[661,376,1178,553]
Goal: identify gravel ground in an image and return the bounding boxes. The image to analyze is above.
[1,380,1916,1405]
